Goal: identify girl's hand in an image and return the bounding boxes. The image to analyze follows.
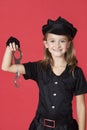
[6,36,20,51]
[9,42,19,51]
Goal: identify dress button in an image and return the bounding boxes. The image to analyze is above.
[51,106,55,109]
[54,81,58,84]
[53,93,57,96]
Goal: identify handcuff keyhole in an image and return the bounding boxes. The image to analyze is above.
[14,50,20,59]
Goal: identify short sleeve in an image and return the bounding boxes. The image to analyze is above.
[73,67,87,96]
[22,61,39,81]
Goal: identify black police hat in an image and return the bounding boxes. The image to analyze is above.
[42,16,77,39]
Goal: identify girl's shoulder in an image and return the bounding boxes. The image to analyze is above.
[68,64,83,72]
[74,65,85,77]
[24,60,42,66]
[74,65,83,72]
[68,65,85,78]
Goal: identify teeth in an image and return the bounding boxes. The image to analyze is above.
[53,49,61,51]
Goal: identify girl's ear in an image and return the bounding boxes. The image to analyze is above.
[43,40,48,48]
[67,41,71,49]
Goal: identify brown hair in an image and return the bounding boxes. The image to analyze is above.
[40,34,78,76]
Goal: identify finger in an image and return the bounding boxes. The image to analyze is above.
[16,45,19,50]
[9,43,14,51]
[12,42,16,51]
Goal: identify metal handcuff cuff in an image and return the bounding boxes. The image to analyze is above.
[13,49,22,88]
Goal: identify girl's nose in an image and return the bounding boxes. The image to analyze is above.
[55,41,60,48]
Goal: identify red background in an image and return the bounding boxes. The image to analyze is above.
[0,0,87,130]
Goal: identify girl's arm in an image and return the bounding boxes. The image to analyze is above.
[76,94,86,130]
[1,43,25,74]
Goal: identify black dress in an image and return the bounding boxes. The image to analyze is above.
[23,61,87,130]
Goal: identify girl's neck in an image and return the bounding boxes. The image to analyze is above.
[51,59,67,76]
[53,57,67,68]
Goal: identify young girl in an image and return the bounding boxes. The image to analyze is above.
[1,16,87,130]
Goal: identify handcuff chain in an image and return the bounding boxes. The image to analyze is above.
[13,49,22,88]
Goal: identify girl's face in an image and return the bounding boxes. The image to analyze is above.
[44,33,70,58]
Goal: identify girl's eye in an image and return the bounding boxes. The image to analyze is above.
[60,40,65,43]
[60,40,66,43]
[50,40,55,42]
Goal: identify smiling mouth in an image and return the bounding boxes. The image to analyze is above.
[53,49,62,52]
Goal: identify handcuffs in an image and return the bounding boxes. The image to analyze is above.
[13,49,22,88]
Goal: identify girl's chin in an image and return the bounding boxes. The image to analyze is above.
[52,52,63,56]
[52,54,63,58]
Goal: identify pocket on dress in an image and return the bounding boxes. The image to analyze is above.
[29,119,37,130]
[29,118,44,130]
[67,119,78,130]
